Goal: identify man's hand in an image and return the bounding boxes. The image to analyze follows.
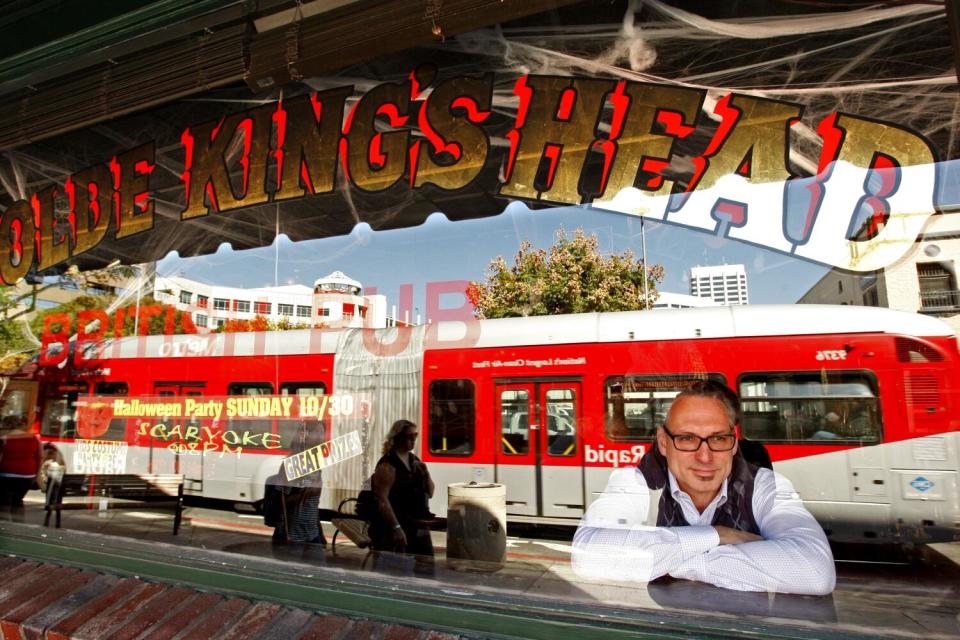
[714,525,763,545]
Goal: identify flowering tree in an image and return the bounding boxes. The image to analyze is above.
[466,228,663,319]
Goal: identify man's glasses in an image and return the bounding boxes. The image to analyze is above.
[662,425,736,452]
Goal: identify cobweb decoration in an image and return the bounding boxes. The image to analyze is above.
[449,0,959,165]
[0,0,955,285]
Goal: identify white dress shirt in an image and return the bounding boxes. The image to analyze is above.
[572,466,836,595]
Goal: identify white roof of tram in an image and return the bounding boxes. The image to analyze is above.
[452,304,955,349]
[88,305,953,360]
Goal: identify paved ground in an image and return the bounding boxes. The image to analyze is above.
[5,491,960,638]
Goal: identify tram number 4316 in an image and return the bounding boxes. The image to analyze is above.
[815,349,848,361]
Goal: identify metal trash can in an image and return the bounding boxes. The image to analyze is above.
[446,482,506,572]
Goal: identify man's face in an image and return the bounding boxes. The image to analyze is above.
[657,395,738,509]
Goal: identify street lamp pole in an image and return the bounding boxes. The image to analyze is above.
[641,217,650,310]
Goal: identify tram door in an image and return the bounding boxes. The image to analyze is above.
[149,383,205,493]
[495,380,584,518]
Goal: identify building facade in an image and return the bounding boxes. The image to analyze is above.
[153,270,393,330]
[689,264,749,305]
[798,214,960,337]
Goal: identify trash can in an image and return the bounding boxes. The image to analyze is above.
[446,482,506,572]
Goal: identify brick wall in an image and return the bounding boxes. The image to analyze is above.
[0,557,464,640]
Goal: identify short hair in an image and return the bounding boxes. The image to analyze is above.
[666,380,740,431]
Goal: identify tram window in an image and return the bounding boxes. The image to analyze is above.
[227,382,275,449]
[93,382,129,441]
[428,379,475,456]
[545,388,577,457]
[0,389,29,424]
[279,382,328,448]
[229,383,273,396]
[499,389,530,455]
[605,374,727,442]
[40,384,88,438]
[739,371,881,444]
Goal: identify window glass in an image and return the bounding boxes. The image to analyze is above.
[545,388,576,457]
[0,389,29,423]
[41,384,88,438]
[278,382,327,448]
[93,382,128,441]
[605,374,727,441]
[739,372,882,443]
[227,382,274,449]
[499,389,529,455]
[9,8,959,637]
[428,380,474,455]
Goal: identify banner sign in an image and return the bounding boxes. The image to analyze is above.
[0,69,941,281]
[282,431,363,481]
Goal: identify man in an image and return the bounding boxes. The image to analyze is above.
[573,381,835,595]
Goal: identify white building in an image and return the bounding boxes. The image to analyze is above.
[153,270,393,331]
[653,291,722,309]
[689,264,749,306]
[798,213,960,339]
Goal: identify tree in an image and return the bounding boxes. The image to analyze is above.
[466,228,664,319]
[0,264,141,373]
[215,315,318,333]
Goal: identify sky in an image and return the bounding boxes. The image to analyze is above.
[154,202,831,317]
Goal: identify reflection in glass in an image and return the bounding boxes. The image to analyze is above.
[499,389,529,455]
[739,372,881,443]
[545,388,576,457]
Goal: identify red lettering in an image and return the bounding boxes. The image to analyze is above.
[39,313,70,366]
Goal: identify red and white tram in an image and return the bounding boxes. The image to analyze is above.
[7,304,959,543]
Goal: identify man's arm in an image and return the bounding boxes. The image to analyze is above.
[572,468,720,582]
[669,469,836,595]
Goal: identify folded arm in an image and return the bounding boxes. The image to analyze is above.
[669,470,836,595]
[572,468,836,595]
[572,468,719,581]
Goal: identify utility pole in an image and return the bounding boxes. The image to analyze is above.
[641,217,650,310]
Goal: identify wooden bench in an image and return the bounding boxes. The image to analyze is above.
[330,497,372,551]
[44,473,185,534]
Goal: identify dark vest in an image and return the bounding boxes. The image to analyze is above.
[375,451,431,527]
[637,447,761,535]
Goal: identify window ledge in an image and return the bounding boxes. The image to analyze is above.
[0,521,857,640]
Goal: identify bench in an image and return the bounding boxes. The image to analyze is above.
[44,473,185,534]
[330,497,372,552]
